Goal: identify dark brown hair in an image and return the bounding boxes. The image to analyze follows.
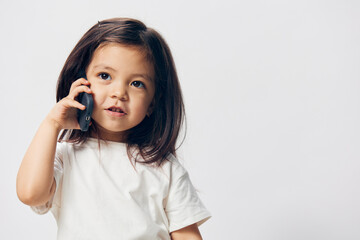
[56,17,186,168]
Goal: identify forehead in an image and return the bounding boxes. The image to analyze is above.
[88,42,154,79]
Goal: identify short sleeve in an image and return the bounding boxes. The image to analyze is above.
[164,157,212,233]
[30,141,64,215]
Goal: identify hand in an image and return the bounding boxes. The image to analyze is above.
[46,78,93,131]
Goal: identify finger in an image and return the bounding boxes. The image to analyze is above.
[63,97,86,110]
[69,78,89,93]
[69,78,90,93]
[68,85,92,100]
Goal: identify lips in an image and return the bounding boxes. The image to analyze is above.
[105,106,127,118]
[107,106,126,114]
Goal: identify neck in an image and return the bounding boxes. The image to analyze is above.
[90,123,128,143]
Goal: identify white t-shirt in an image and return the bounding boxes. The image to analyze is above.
[31,138,211,240]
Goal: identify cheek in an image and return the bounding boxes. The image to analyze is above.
[133,97,152,113]
[133,102,148,113]
[91,91,106,110]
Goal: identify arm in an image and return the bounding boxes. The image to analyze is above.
[16,117,62,206]
[170,223,203,240]
[16,77,90,206]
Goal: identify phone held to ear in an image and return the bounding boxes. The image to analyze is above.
[77,70,94,132]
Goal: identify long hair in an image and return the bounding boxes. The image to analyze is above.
[56,17,186,168]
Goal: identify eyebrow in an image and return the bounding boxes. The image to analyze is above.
[93,64,153,81]
[93,65,117,72]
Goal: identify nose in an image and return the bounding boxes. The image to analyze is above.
[110,83,128,101]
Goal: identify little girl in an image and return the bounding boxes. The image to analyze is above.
[16,17,211,240]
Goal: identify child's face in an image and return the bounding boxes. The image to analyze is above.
[86,43,155,142]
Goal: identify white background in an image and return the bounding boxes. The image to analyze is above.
[1,0,360,239]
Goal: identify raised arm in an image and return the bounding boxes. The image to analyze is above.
[16,117,62,206]
[16,77,91,206]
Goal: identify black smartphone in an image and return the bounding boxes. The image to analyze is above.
[76,70,94,132]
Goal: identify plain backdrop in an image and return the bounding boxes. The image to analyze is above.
[1,0,360,239]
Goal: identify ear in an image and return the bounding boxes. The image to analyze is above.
[147,99,155,117]
[147,107,153,117]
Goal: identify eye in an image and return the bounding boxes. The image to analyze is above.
[131,81,145,89]
[98,72,111,81]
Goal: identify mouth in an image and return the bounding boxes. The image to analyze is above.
[107,106,126,114]
[106,106,127,117]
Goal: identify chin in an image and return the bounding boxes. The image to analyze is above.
[104,125,130,133]
[92,120,122,131]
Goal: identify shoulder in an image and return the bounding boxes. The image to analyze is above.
[163,153,189,181]
[55,140,82,159]
[57,140,76,148]
[55,140,70,155]
[56,138,96,152]
[53,140,76,165]
[164,153,183,169]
